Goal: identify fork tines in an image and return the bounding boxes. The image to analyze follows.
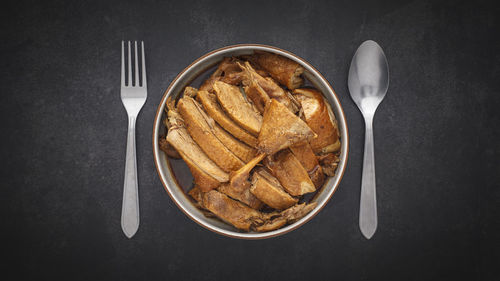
[121,41,146,88]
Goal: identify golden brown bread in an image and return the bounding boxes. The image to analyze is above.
[293,88,340,155]
[250,168,298,210]
[258,99,316,154]
[249,51,304,90]
[178,97,244,172]
[265,150,316,196]
[213,81,263,136]
[289,142,325,188]
[197,90,258,147]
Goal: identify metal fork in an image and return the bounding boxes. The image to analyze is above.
[120,41,147,238]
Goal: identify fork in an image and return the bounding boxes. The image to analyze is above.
[120,41,147,238]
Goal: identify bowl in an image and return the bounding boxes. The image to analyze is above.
[153,44,349,239]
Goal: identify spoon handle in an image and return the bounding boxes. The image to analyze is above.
[359,116,378,239]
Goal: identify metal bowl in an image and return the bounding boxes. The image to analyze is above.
[152,44,349,239]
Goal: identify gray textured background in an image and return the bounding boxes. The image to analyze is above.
[2,0,499,280]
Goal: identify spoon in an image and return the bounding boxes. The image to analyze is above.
[348,40,389,239]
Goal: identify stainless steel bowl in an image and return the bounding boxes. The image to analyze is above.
[152,44,349,239]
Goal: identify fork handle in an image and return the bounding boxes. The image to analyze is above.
[121,116,140,238]
[359,115,377,239]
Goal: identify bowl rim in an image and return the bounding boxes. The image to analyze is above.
[152,44,349,239]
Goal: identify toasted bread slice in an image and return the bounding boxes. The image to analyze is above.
[290,142,325,188]
[293,88,340,154]
[217,183,263,210]
[265,150,316,196]
[178,97,244,172]
[258,99,316,154]
[197,90,258,147]
[248,51,304,90]
[250,168,298,210]
[213,81,262,136]
[167,126,228,191]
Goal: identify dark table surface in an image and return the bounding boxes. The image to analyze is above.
[2,0,499,280]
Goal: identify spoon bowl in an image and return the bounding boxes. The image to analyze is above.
[349,40,389,116]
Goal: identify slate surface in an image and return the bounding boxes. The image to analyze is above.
[1,0,499,280]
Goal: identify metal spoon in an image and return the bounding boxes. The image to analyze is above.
[348,40,389,239]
